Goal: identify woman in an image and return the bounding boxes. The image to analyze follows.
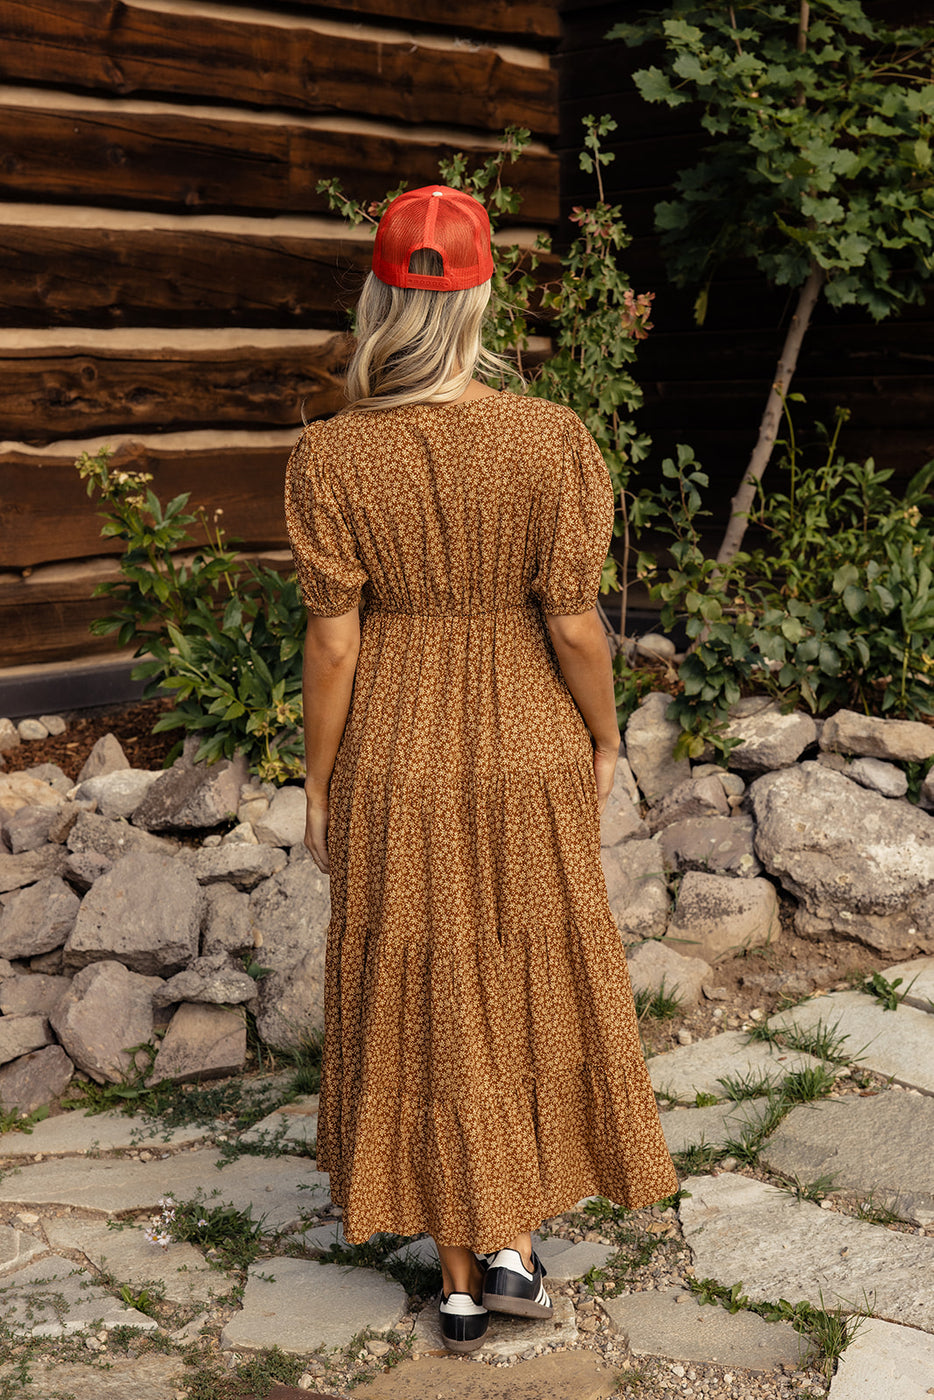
[285,185,678,1353]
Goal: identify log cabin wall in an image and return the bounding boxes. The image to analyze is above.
[558,0,934,560]
[0,0,562,671]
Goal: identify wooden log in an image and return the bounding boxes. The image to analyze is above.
[0,428,301,569]
[0,547,296,669]
[0,1,558,136]
[0,93,558,223]
[0,329,353,443]
[257,0,562,41]
[0,206,555,329]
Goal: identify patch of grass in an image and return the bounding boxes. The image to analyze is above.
[778,1016,856,1066]
[717,1068,775,1101]
[780,1064,838,1103]
[850,1191,908,1226]
[720,1092,789,1166]
[672,1140,723,1174]
[180,1343,305,1400]
[634,977,682,1021]
[743,1020,783,1048]
[278,1029,325,1098]
[862,971,917,1011]
[782,1172,839,1204]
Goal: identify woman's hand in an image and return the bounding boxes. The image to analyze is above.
[304,788,331,873]
[593,743,619,816]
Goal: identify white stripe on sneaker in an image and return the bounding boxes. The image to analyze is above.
[439,1292,486,1317]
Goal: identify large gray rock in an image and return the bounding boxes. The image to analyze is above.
[0,848,67,895]
[43,1216,218,1306]
[625,692,692,803]
[253,948,327,1048]
[0,718,20,753]
[648,1031,830,1104]
[73,769,162,820]
[65,851,201,975]
[148,1002,246,1084]
[821,709,934,763]
[153,953,257,1006]
[76,733,130,782]
[659,1098,774,1153]
[66,810,177,861]
[679,1172,934,1331]
[253,784,306,847]
[796,892,934,958]
[847,756,909,799]
[62,850,113,892]
[25,762,71,794]
[0,1015,54,1066]
[760,1091,934,1226]
[50,960,164,1083]
[0,974,72,1018]
[601,835,670,941]
[626,939,711,1008]
[131,742,248,831]
[0,876,80,959]
[645,775,729,835]
[600,761,647,847]
[200,882,254,957]
[664,871,779,964]
[248,861,330,972]
[750,763,934,938]
[723,698,817,773]
[657,814,761,878]
[603,1288,803,1371]
[182,844,287,889]
[220,1259,406,1354]
[6,804,64,854]
[0,1044,73,1113]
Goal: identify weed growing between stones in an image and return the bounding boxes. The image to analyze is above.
[688,1277,867,1381]
[178,1342,305,1400]
[315,1231,443,1306]
[849,1190,909,1227]
[717,1069,776,1101]
[278,1028,325,1098]
[0,1104,49,1137]
[671,1139,721,1175]
[634,977,683,1021]
[778,1065,838,1104]
[862,970,917,1011]
[145,1192,266,1272]
[783,1174,839,1205]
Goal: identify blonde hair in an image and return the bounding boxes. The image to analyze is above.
[342,249,515,412]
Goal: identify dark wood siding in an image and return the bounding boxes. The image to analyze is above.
[0,0,560,668]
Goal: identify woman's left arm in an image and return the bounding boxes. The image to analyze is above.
[302,606,361,873]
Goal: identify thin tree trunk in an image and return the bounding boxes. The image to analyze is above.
[715,261,825,566]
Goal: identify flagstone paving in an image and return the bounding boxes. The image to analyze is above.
[0,960,932,1398]
[759,1090,934,1226]
[767,990,934,1094]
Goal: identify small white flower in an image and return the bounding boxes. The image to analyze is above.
[197,1219,208,1228]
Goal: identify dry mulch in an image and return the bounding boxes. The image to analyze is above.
[0,698,178,784]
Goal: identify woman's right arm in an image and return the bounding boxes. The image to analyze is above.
[545,608,620,813]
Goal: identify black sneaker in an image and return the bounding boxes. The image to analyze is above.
[482,1247,553,1319]
[438,1292,489,1352]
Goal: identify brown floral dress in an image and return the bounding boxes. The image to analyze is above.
[284,391,678,1250]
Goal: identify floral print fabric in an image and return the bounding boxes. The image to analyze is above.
[285,392,678,1249]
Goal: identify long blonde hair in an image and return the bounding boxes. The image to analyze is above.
[343,249,515,412]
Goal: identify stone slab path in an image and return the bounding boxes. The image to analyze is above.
[357,1351,616,1399]
[0,1147,329,1228]
[880,956,934,1014]
[760,1091,934,1225]
[827,1316,934,1399]
[680,1173,934,1331]
[221,1258,407,1354]
[767,990,934,1094]
[648,1030,833,1103]
[0,961,932,1398]
[602,1287,805,1371]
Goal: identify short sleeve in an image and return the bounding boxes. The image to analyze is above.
[284,427,368,616]
[531,413,615,615]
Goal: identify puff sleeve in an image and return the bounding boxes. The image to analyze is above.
[284,427,368,616]
[531,413,615,615]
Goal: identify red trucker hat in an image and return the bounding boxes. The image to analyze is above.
[371,185,495,291]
